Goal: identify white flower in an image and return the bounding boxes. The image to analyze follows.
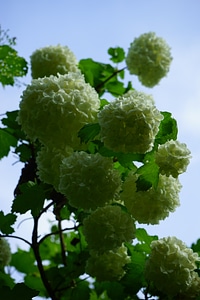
[83,205,135,252]
[30,45,78,79]
[18,72,100,148]
[145,236,200,298]
[121,172,181,224]
[155,140,191,177]
[0,238,11,268]
[86,245,131,281]
[126,32,172,87]
[59,151,121,211]
[98,90,163,154]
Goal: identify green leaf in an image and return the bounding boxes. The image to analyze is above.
[136,156,159,191]
[12,181,46,216]
[63,280,90,300]
[135,228,158,247]
[1,110,26,140]
[0,45,28,86]
[10,249,37,274]
[24,273,46,297]
[108,47,125,63]
[0,211,17,234]
[120,247,146,295]
[155,111,178,145]
[0,128,18,159]
[0,272,15,289]
[191,239,200,255]
[95,281,125,300]
[78,123,100,144]
[0,283,39,300]
[105,80,125,97]
[14,143,32,162]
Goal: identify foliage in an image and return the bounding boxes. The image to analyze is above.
[0,26,28,86]
[0,28,199,300]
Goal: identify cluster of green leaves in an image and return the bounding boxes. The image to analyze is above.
[0,26,28,86]
[0,31,198,300]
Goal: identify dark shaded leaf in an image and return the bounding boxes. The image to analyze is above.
[0,211,17,234]
[78,123,100,144]
[12,181,46,217]
[0,128,18,159]
[0,283,39,300]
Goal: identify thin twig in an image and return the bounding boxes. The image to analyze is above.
[0,234,32,247]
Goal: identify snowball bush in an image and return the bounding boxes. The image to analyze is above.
[98,90,163,154]
[17,72,100,148]
[126,32,172,87]
[145,236,200,298]
[155,139,191,177]
[59,151,121,211]
[121,172,181,224]
[86,245,131,281]
[36,145,73,191]
[0,238,11,268]
[83,205,135,252]
[30,45,78,79]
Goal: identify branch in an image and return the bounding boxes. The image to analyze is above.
[32,216,58,300]
[0,234,32,247]
[95,66,126,93]
[38,225,78,245]
[58,219,67,266]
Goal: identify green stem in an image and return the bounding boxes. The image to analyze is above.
[95,66,126,93]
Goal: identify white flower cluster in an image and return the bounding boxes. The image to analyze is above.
[86,245,131,281]
[98,90,163,154]
[126,32,172,87]
[155,140,191,177]
[145,237,200,298]
[30,45,78,79]
[0,238,11,268]
[36,145,73,191]
[18,72,100,149]
[59,151,122,211]
[83,205,135,252]
[121,172,181,224]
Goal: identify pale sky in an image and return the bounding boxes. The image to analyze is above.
[1,0,200,253]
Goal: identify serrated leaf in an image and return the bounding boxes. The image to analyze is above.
[108,47,125,63]
[0,45,28,86]
[0,128,18,159]
[0,211,17,234]
[12,181,46,217]
[155,111,178,145]
[1,110,26,140]
[78,123,100,143]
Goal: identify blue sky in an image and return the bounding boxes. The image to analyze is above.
[1,0,200,252]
